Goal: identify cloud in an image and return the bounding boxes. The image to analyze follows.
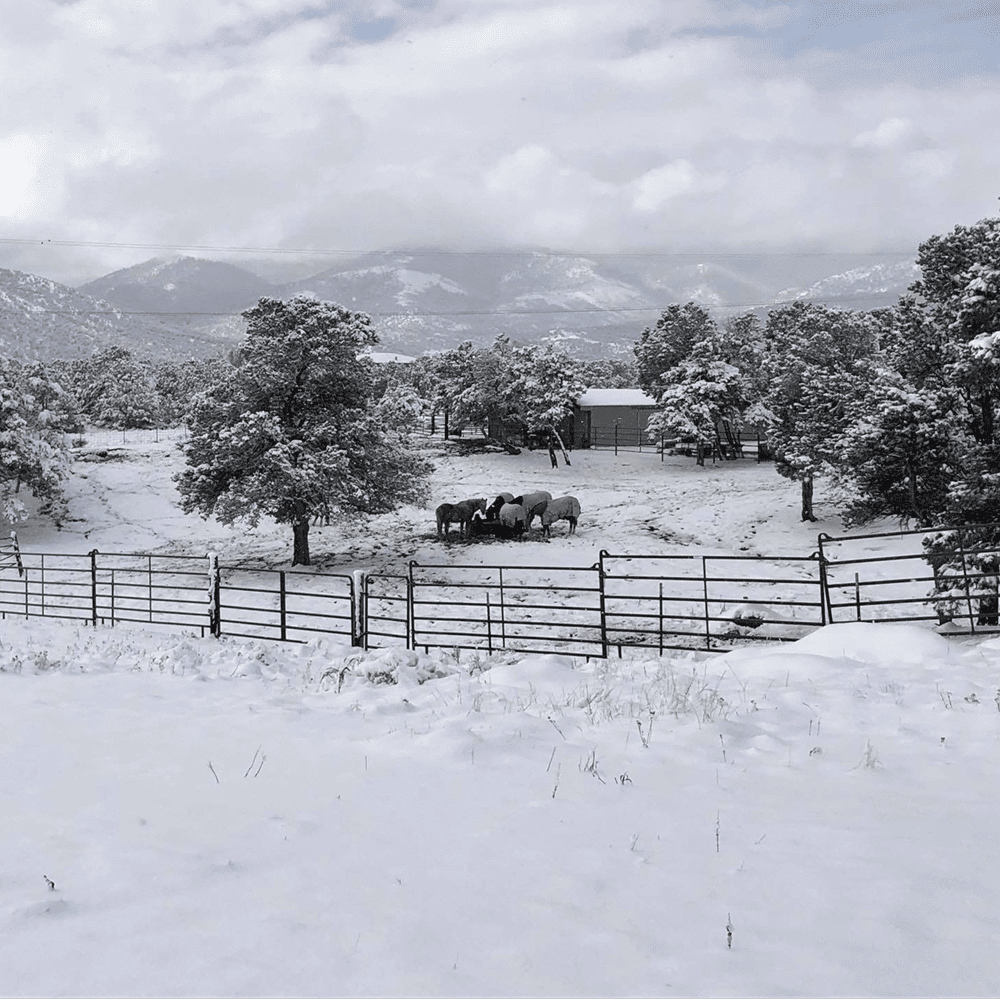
[0,0,998,283]
[632,160,727,213]
[851,117,913,149]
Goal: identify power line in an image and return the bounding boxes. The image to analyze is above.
[18,294,910,320]
[0,236,918,259]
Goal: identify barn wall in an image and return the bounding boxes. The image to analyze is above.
[575,405,657,448]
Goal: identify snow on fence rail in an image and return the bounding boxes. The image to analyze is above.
[3,526,1000,654]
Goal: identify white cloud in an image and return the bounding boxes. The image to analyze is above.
[0,0,997,282]
[851,117,913,149]
[632,160,727,213]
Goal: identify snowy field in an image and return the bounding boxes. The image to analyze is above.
[2,437,1000,997]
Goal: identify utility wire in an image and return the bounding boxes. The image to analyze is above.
[17,294,908,319]
[0,236,917,259]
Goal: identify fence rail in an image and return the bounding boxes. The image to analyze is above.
[4,523,1000,655]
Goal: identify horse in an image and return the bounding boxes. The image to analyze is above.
[498,502,527,539]
[540,496,581,536]
[436,498,487,539]
[512,491,552,528]
[485,493,515,521]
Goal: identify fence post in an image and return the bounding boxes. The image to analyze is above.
[148,555,153,622]
[90,548,99,626]
[207,552,221,638]
[598,551,609,659]
[40,554,45,619]
[658,582,664,655]
[854,574,862,621]
[702,556,712,651]
[955,526,977,633]
[407,561,415,651]
[110,568,115,626]
[816,535,830,626]
[279,570,287,642]
[614,424,618,457]
[352,571,365,647]
[362,574,371,651]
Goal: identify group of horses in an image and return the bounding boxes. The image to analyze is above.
[435,490,582,541]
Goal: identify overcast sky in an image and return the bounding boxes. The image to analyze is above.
[2,0,999,285]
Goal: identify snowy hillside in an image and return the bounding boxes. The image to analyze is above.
[79,256,275,316]
[0,268,227,361]
[775,260,920,308]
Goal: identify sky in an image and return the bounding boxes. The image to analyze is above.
[1,0,999,285]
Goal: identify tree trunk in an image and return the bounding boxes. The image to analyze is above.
[551,428,572,466]
[292,518,311,566]
[801,476,817,522]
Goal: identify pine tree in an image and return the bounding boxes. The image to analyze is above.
[507,343,585,465]
[0,358,75,526]
[634,303,718,398]
[174,296,431,566]
[71,346,160,429]
[760,302,882,520]
[646,338,752,466]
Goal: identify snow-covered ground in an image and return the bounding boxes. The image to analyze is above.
[3,436,999,997]
[11,432,839,569]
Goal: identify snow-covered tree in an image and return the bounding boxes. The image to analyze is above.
[71,346,160,429]
[634,302,718,398]
[507,343,585,465]
[0,358,76,526]
[153,356,228,426]
[837,374,960,528]
[760,302,882,520]
[646,338,753,466]
[175,296,431,566]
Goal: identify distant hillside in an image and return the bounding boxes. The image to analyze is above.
[0,249,924,362]
[774,260,919,309]
[0,268,235,361]
[78,256,275,316]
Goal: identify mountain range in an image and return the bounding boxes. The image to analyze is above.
[0,250,922,362]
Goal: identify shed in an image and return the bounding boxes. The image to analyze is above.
[573,388,658,449]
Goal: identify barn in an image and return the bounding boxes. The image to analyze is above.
[572,388,658,449]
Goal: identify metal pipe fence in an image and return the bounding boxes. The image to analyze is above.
[4,523,1000,655]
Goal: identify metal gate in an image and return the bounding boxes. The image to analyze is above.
[600,551,824,652]
[408,561,604,656]
[362,573,410,649]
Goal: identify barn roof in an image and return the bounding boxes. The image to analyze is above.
[575,388,657,408]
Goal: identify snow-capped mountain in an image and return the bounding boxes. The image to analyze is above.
[774,260,919,308]
[0,268,229,361]
[78,256,275,316]
[0,250,926,362]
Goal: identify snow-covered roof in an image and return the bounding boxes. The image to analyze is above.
[575,388,657,408]
[367,352,416,364]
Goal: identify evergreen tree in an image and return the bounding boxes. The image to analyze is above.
[0,358,76,526]
[646,338,753,466]
[760,302,882,520]
[507,343,585,465]
[71,346,160,429]
[634,303,717,398]
[175,296,431,566]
